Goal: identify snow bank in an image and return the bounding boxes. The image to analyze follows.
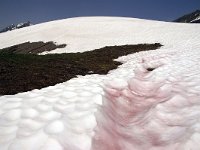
[0,76,104,150]
[92,49,200,150]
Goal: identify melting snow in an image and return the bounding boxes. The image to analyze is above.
[0,17,200,150]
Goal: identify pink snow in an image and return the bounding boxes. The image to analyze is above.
[92,53,200,150]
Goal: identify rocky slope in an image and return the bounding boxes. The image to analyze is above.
[0,21,31,33]
[174,10,200,23]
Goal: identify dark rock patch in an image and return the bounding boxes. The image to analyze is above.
[147,68,155,71]
[0,43,162,95]
[174,10,200,23]
[0,21,31,33]
[0,41,67,54]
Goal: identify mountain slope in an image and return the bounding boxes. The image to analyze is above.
[174,10,200,23]
[0,17,200,150]
[0,17,199,54]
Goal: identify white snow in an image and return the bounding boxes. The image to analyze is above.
[45,120,64,134]
[0,16,200,150]
[0,17,199,54]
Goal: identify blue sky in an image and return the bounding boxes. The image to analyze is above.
[0,0,199,29]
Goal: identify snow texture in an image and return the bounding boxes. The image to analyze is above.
[0,17,200,150]
[93,51,200,150]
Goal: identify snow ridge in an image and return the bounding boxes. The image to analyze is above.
[93,49,200,150]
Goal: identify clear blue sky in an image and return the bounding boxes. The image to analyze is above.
[0,0,199,29]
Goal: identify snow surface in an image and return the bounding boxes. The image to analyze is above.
[0,17,200,150]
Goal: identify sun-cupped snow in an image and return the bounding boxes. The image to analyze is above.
[0,17,200,150]
[93,49,200,150]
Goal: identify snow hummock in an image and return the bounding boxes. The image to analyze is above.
[93,49,200,150]
[0,17,200,150]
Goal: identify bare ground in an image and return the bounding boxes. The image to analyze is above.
[0,42,162,95]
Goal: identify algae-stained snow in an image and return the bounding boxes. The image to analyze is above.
[0,17,200,150]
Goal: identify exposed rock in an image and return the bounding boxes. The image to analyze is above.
[174,10,200,23]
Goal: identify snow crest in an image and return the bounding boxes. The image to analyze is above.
[92,50,200,150]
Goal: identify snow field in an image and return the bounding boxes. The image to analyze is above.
[0,17,200,54]
[0,76,106,150]
[0,17,200,150]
